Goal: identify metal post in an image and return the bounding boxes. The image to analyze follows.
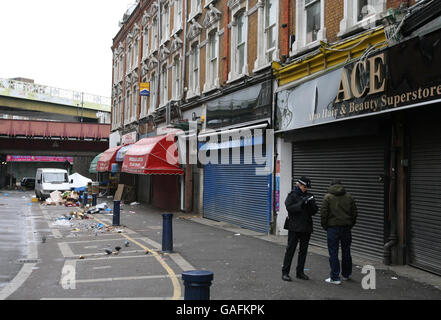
[182,270,214,300]
[92,193,97,206]
[113,200,120,226]
[83,192,88,207]
[162,213,173,252]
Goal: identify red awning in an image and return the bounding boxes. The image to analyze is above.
[97,146,122,172]
[121,134,184,175]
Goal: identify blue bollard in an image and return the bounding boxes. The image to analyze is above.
[182,270,214,300]
[92,193,97,206]
[113,200,120,226]
[83,192,88,207]
[162,213,173,252]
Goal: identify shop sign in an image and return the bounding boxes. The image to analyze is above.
[122,131,137,145]
[277,31,441,131]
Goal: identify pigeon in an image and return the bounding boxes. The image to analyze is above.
[41,236,46,243]
[124,240,130,247]
[105,249,112,255]
[115,246,121,252]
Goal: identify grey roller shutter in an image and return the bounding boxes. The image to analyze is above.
[203,148,272,233]
[292,136,386,259]
[409,117,441,275]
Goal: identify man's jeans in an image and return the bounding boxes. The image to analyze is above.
[327,226,352,281]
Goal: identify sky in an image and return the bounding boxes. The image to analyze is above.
[0,0,137,98]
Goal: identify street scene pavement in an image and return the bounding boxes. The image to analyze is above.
[1,190,441,301]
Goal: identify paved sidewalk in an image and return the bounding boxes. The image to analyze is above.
[110,200,441,300]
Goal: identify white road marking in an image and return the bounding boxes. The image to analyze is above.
[169,253,195,272]
[58,242,75,258]
[72,274,182,284]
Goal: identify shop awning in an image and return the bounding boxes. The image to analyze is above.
[97,146,122,172]
[116,144,133,162]
[89,153,103,173]
[121,134,184,175]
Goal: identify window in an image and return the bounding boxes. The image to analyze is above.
[205,30,218,90]
[305,0,321,43]
[133,39,139,69]
[173,56,181,100]
[291,0,325,54]
[161,4,170,43]
[132,85,138,121]
[152,17,158,52]
[174,0,182,32]
[189,42,200,97]
[236,11,246,75]
[190,0,202,19]
[125,90,131,124]
[264,0,277,63]
[339,0,387,36]
[126,47,132,74]
[150,72,157,110]
[160,64,168,106]
[143,27,149,58]
[119,56,124,81]
[118,96,122,125]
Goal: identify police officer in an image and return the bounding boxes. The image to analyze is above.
[282,176,318,281]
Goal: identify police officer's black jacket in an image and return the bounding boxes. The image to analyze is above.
[284,186,318,233]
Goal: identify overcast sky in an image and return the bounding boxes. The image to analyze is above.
[0,0,137,98]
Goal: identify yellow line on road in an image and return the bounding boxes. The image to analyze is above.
[93,217,181,300]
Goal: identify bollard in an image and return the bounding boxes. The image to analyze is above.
[113,200,120,226]
[92,193,97,206]
[182,270,214,300]
[162,213,173,252]
[83,192,88,207]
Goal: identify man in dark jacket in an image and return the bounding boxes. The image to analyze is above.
[282,176,318,281]
[320,179,357,285]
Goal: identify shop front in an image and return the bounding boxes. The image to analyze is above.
[274,26,441,272]
[199,79,273,234]
[121,133,184,211]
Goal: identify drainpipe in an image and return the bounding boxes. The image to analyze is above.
[384,129,398,265]
[181,0,188,105]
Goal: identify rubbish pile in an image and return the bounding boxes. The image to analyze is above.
[43,190,82,206]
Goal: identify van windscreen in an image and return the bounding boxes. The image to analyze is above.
[43,173,68,183]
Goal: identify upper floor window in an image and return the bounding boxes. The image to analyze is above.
[291,0,326,55]
[264,0,277,63]
[205,29,218,90]
[131,84,138,121]
[305,0,321,43]
[339,0,386,37]
[188,42,200,97]
[125,89,132,124]
[174,0,183,32]
[149,72,157,110]
[161,4,170,43]
[236,11,246,74]
[126,47,132,74]
[172,56,181,100]
[133,39,139,69]
[143,27,149,58]
[190,0,202,20]
[152,17,158,52]
[160,64,168,106]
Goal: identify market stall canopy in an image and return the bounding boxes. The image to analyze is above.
[97,146,122,172]
[121,134,184,175]
[89,153,103,173]
[116,144,133,162]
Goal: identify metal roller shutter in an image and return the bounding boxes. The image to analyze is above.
[203,148,272,233]
[409,118,441,275]
[292,137,386,258]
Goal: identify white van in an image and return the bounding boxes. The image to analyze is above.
[35,168,71,200]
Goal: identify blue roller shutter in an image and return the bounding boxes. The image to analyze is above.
[202,143,272,234]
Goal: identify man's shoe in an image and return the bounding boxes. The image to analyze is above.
[296,273,309,280]
[325,277,341,285]
[341,275,350,281]
[282,274,292,282]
